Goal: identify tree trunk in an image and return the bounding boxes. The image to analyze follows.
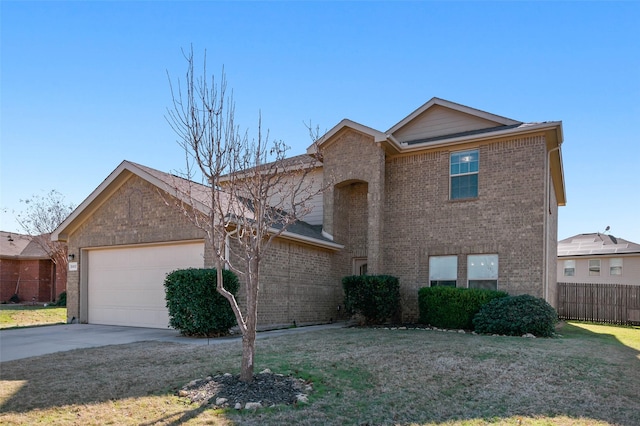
[240,326,256,382]
[239,258,260,382]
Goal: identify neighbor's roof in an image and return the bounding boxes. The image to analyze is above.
[0,231,50,259]
[558,233,640,257]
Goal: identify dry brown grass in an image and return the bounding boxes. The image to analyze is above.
[0,322,638,425]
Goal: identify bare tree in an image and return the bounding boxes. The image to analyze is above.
[16,190,75,272]
[166,48,324,382]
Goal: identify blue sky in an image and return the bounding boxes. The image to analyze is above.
[1,1,639,243]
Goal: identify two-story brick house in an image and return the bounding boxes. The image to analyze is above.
[53,98,565,328]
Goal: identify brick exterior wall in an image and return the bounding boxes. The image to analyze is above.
[65,174,342,327]
[65,175,206,323]
[319,133,557,322]
[382,136,549,320]
[63,127,560,327]
[323,129,385,274]
[251,239,342,326]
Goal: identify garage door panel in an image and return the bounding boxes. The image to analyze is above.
[88,242,204,328]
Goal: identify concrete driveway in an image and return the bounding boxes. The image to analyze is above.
[0,322,345,362]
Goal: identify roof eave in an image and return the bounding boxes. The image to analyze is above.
[271,227,344,251]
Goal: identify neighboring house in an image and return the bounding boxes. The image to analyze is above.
[557,233,640,286]
[53,97,565,329]
[0,232,66,303]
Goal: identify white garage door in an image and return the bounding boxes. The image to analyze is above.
[87,242,204,328]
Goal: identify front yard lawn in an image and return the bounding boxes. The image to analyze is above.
[0,305,66,329]
[0,321,638,425]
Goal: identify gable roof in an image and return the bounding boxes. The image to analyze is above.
[558,233,640,257]
[52,161,342,251]
[308,97,566,205]
[386,97,521,140]
[0,231,50,259]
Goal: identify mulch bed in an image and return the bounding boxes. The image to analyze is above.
[178,370,312,409]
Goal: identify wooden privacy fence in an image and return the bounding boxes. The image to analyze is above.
[557,282,640,325]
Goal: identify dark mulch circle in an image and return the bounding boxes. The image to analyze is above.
[178,371,312,408]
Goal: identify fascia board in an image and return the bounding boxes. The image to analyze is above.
[274,228,344,251]
[396,121,563,153]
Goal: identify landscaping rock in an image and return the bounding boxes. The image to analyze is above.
[245,402,262,410]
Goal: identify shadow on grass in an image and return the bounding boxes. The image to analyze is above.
[0,325,639,425]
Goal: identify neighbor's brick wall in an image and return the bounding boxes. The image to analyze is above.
[66,175,205,323]
[0,259,53,303]
[383,136,548,320]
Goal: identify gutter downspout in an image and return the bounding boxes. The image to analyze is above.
[543,145,561,304]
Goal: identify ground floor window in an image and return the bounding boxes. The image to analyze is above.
[468,254,498,290]
[429,255,457,287]
[609,258,623,276]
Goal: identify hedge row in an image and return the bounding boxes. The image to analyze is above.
[418,286,508,329]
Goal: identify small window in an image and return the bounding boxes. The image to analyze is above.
[610,258,623,276]
[429,256,457,287]
[589,259,601,276]
[468,254,498,290]
[450,149,479,200]
[563,260,575,277]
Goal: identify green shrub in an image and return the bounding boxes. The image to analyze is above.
[418,286,508,329]
[343,275,400,324]
[472,294,558,337]
[164,268,238,337]
[53,291,67,307]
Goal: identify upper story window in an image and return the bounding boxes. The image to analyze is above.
[609,258,623,276]
[450,149,479,200]
[468,254,498,290]
[563,260,575,276]
[589,259,601,276]
[429,255,457,287]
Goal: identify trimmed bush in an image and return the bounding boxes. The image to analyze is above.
[472,294,558,337]
[418,286,508,329]
[343,275,400,324]
[53,291,67,307]
[164,268,239,337]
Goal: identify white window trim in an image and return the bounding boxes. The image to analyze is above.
[429,255,458,286]
[609,258,623,276]
[450,149,479,200]
[467,254,498,290]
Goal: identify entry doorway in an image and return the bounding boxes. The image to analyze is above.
[353,258,368,275]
